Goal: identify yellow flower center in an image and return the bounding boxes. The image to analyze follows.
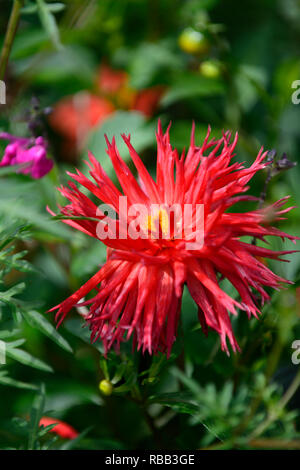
[145,208,170,239]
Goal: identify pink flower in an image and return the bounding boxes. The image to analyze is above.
[49,122,298,356]
[0,133,53,179]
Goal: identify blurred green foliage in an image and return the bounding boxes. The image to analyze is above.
[0,0,300,450]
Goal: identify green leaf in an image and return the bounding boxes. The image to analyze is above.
[65,318,104,353]
[148,353,167,378]
[219,382,234,411]
[171,367,202,395]
[0,371,38,391]
[36,0,62,50]
[41,435,59,450]
[0,283,25,304]
[22,2,65,15]
[38,423,60,437]
[0,187,73,243]
[0,329,21,340]
[28,384,46,450]
[6,346,53,372]
[128,41,183,89]
[5,339,26,349]
[0,223,31,251]
[18,45,96,88]
[59,427,92,450]
[22,310,73,353]
[149,392,198,415]
[0,162,32,176]
[11,29,49,60]
[161,73,225,106]
[70,239,106,278]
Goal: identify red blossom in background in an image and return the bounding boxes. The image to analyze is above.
[49,93,115,155]
[49,64,165,158]
[96,63,165,115]
[131,85,165,118]
[97,63,128,95]
[39,417,79,440]
[49,122,298,356]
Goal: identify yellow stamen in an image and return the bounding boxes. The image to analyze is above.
[145,208,170,238]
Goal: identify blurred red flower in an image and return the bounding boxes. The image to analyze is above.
[132,86,165,118]
[49,64,165,158]
[97,63,128,95]
[39,416,79,440]
[49,93,115,155]
[97,63,165,116]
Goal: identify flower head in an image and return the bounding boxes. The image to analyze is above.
[49,122,298,356]
[0,133,53,179]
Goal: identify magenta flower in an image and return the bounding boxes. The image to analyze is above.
[0,132,54,179]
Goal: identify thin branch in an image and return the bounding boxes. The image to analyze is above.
[249,368,300,440]
[0,0,24,80]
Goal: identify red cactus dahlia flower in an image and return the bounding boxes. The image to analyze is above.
[49,122,297,356]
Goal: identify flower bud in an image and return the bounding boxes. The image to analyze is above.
[178,28,210,55]
[199,60,222,79]
[99,379,113,396]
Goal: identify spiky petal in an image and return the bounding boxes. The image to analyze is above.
[49,122,298,356]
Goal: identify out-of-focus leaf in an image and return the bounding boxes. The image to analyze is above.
[11,29,49,60]
[22,310,73,353]
[36,0,62,50]
[0,329,21,340]
[0,283,25,303]
[45,386,103,412]
[70,240,106,278]
[28,384,46,450]
[0,180,74,242]
[171,367,202,395]
[219,382,234,411]
[22,2,65,15]
[129,41,183,89]
[16,45,97,88]
[5,339,26,349]
[64,318,104,353]
[234,65,267,112]
[59,427,92,450]
[161,73,225,106]
[149,392,198,415]
[6,346,53,373]
[0,371,38,391]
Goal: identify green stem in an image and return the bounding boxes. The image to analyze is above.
[0,0,24,80]
[234,333,284,437]
[265,337,284,382]
[249,368,300,440]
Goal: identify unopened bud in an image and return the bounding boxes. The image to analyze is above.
[99,379,113,396]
